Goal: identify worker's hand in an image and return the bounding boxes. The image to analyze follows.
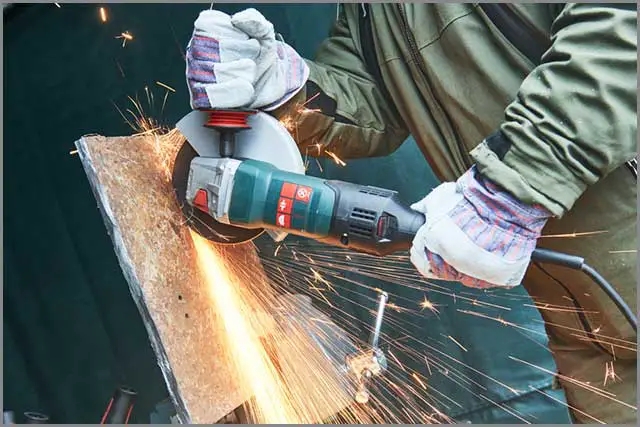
[409,167,552,289]
[186,8,309,111]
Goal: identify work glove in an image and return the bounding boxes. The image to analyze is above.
[186,8,309,111]
[409,166,552,289]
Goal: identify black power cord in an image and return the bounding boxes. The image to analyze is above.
[531,248,637,332]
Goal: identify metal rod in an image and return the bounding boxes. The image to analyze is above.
[370,291,388,349]
[219,131,235,158]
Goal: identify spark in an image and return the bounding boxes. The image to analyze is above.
[309,267,336,294]
[424,355,432,376]
[457,309,547,337]
[301,92,320,107]
[526,386,605,424]
[144,86,151,109]
[608,249,637,254]
[419,296,439,314]
[307,278,334,308]
[324,150,346,167]
[161,91,170,116]
[508,355,635,409]
[540,230,607,239]
[299,107,322,114]
[274,244,282,257]
[278,114,296,134]
[191,231,297,423]
[54,3,61,7]
[99,7,107,22]
[69,149,78,156]
[155,81,176,93]
[115,31,134,47]
[412,372,427,390]
[603,361,621,387]
[524,303,599,314]
[611,344,616,360]
[447,335,468,352]
[386,302,404,313]
[116,61,126,78]
[309,142,324,156]
[387,349,407,372]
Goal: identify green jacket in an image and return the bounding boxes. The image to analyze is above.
[277,3,636,217]
[275,4,637,419]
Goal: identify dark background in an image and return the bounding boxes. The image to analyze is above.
[3,3,570,423]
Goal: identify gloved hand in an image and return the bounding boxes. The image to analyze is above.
[186,8,309,111]
[409,166,552,289]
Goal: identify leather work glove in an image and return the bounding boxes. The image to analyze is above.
[409,166,552,289]
[186,8,309,111]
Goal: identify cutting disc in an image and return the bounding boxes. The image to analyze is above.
[172,110,305,244]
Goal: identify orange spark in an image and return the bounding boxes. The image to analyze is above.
[278,114,296,134]
[310,267,332,289]
[301,92,320,107]
[419,296,439,314]
[115,31,134,47]
[509,355,635,409]
[412,372,427,390]
[191,231,297,423]
[298,107,321,114]
[603,361,620,387]
[325,150,346,167]
[424,355,432,376]
[447,335,468,352]
[540,230,607,239]
[388,349,407,372]
[155,81,176,93]
[524,303,598,314]
[99,7,107,22]
[386,302,403,313]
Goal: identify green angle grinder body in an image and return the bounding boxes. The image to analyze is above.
[172,140,264,244]
[171,109,306,244]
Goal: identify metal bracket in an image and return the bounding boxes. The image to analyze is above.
[346,291,389,404]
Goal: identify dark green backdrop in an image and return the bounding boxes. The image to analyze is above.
[3,4,571,423]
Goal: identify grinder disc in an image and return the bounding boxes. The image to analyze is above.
[173,110,305,245]
[172,140,265,244]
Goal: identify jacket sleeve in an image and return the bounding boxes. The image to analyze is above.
[273,6,409,160]
[470,3,637,217]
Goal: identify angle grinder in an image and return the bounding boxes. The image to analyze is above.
[172,109,637,331]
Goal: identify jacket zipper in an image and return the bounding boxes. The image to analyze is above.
[395,4,471,170]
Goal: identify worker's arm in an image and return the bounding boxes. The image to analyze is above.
[410,4,637,288]
[272,6,409,159]
[471,3,637,217]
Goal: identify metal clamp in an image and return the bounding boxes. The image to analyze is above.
[346,291,389,404]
